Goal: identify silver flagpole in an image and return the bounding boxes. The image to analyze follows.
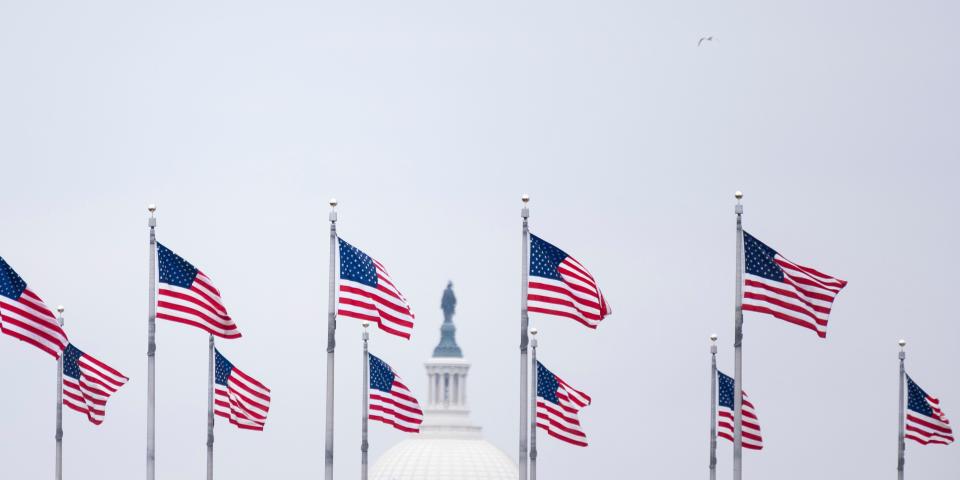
[56,306,65,480]
[732,191,744,480]
[360,322,370,480]
[519,194,530,480]
[146,204,157,480]
[324,198,339,480]
[898,339,906,480]
[206,334,215,480]
[709,334,718,480]
[529,328,538,480]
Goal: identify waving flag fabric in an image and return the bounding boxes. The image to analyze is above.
[905,375,954,445]
[536,361,592,447]
[0,256,68,359]
[338,239,415,339]
[156,243,241,339]
[527,234,611,329]
[742,232,847,338]
[368,353,423,432]
[62,344,128,425]
[214,349,271,431]
[717,370,763,450]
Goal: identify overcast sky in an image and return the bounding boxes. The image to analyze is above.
[1,0,959,478]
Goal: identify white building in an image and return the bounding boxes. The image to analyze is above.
[371,283,518,480]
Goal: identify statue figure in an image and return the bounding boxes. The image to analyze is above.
[441,281,456,323]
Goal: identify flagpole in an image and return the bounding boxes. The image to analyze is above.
[529,327,538,480]
[146,204,157,480]
[898,339,906,480]
[732,191,744,480]
[55,306,65,480]
[360,322,370,480]
[206,334,215,480]
[519,194,531,480]
[709,334,718,480]
[324,198,339,480]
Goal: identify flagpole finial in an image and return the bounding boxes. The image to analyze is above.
[329,198,338,208]
[735,191,742,201]
[57,305,64,314]
[898,339,906,349]
[148,204,156,215]
[710,333,717,354]
[521,194,530,204]
[530,327,538,336]
[362,321,369,340]
[710,333,717,342]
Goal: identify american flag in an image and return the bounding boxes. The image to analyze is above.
[905,374,953,446]
[717,370,763,450]
[742,232,847,338]
[214,349,271,431]
[368,353,423,433]
[536,361,592,447]
[156,243,241,339]
[0,256,68,359]
[62,343,128,425]
[338,239,415,339]
[527,234,611,329]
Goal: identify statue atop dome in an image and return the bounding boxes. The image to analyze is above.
[433,281,463,358]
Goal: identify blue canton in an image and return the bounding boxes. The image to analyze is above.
[369,353,395,393]
[536,361,560,404]
[906,375,934,416]
[529,235,567,280]
[62,344,84,381]
[339,239,378,288]
[158,243,199,288]
[0,256,27,301]
[718,370,735,409]
[214,349,234,386]
[743,232,784,282]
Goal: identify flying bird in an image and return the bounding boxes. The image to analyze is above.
[698,36,714,47]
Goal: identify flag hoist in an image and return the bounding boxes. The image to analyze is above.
[55,306,65,480]
[519,194,531,480]
[709,334,718,480]
[898,339,906,480]
[529,327,538,480]
[325,198,338,480]
[361,322,370,480]
[732,192,745,480]
[146,204,157,480]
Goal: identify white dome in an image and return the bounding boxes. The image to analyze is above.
[371,437,518,480]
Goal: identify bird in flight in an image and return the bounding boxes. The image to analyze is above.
[698,36,714,47]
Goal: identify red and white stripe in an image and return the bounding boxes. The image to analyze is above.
[157,270,241,339]
[528,257,612,330]
[906,395,954,446]
[718,391,764,450]
[339,259,415,340]
[215,367,271,431]
[369,374,423,433]
[0,287,68,359]
[63,351,128,425]
[743,255,847,338]
[536,376,592,447]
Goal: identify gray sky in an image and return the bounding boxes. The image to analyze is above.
[1,0,958,478]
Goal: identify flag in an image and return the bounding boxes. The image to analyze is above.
[527,234,611,329]
[0,256,68,359]
[338,239,415,339]
[717,370,763,450]
[156,243,241,339]
[62,343,128,425]
[742,232,847,338]
[536,361,592,447]
[368,353,423,432]
[214,349,271,431]
[905,375,954,445]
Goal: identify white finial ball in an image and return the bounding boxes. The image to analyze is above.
[148,204,156,213]
[530,327,538,336]
[329,198,338,208]
[521,194,530,203]
[899,339,906,348]
[57,305,64,313]
[362,321,370,329]
[710,333,718,342]
[734,191,743,200]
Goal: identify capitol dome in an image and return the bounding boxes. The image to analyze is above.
[371,283,518,480]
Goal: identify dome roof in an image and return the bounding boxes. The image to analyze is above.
[370,438,518,480]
